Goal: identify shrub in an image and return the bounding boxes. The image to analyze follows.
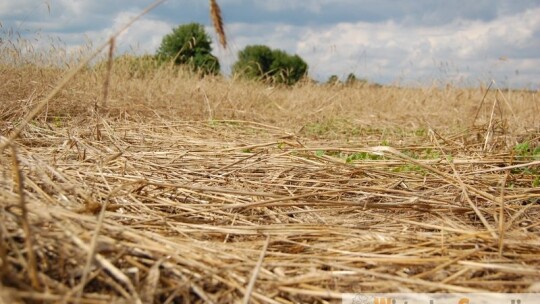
[327,75,340,85]
[344,73,369,87]
[232,45,307,85]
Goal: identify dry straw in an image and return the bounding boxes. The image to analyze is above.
[0,114,539,302]
[1,0,540,303]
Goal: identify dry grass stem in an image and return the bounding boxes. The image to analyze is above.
[9,144,40,290]
[74,201,109,303]
[243,234,270,304]
[100,37,116,109]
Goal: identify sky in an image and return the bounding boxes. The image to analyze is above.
[1,0,539,89]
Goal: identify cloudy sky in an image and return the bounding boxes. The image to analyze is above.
[2,0,539,88]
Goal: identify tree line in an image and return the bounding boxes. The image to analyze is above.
[156,22,309,85]
[111,22,367,86]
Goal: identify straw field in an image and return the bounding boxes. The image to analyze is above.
[1,11,540,304]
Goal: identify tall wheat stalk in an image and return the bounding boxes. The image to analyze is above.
[210,0,227,49]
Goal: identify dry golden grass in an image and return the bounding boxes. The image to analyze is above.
[2,62,538,134]
[1,13,540,304]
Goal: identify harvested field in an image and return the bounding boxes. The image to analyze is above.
[1,50,540,303]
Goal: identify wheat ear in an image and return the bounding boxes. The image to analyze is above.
[210,0,227,49]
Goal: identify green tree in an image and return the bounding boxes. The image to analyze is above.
[327,75,340,85]
[233,45,308,85]
[345,73,368,86]
[233,45,274,81]
[345,73,357,85]
[156,23,220,75]
[270,50,308,85]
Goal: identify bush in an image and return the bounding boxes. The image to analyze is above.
[156,23,220,75]
[327,75,340,85]
[345,73,357,85]
[232,45,307,85]
[345,73,369,87]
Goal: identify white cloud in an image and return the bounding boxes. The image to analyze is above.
[256,0,327,13]
[0,0,41,15]
[104,11,172,54]
[292,7,540,86]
